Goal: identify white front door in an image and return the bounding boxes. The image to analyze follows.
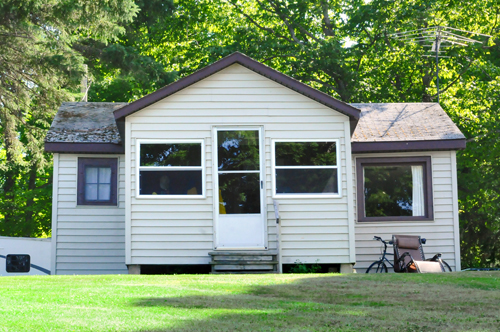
[214,128,266,249]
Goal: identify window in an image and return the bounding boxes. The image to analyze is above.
[217,129,261,214]
[356,157,433,222]
[273,141,339,197]
[77,158,118,206]
[6,254,30,273]
[137,140,204,197]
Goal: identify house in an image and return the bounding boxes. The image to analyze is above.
[45,52,465,275]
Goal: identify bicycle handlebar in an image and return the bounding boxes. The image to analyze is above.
[373,236,393,245]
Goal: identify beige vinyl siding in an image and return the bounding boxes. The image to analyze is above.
[127,63,353,265]
[353,150,460,272]
[54,154,127,275]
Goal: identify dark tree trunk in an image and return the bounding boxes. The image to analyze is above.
[24,162,38,237]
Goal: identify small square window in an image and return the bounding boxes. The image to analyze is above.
[6,254,30,273]
[78,158,118,205]
[356,157,434,222]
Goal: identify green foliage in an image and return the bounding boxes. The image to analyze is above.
[1,0,499,269]
[81,0,178,102]
[289,260,322,273]
[0,0,139,236]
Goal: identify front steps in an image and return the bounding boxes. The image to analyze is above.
[208,251,279,274]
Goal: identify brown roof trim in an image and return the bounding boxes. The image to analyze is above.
[113,52,361,121]
[351,139,466,153]
[45,142,124,154]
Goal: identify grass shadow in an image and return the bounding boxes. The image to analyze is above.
[131,273,500,331]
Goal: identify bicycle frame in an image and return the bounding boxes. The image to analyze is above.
[368,236,394,271]
[378,240,394,268]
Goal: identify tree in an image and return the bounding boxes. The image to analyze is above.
[1,0,498,267]
[0,0,139,236]
[137,0,500,267]
[81,0,179,102]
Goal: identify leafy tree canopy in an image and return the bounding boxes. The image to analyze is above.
[0,0,498,267]
[0,0,139,236]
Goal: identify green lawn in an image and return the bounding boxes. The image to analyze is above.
[0,272,499,331]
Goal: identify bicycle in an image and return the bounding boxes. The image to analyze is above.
[365,236,394,273]
[366,236,453,273]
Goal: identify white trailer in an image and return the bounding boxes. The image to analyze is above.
[0,236,51,276]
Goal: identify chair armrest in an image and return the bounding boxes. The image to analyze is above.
[426,253,442,262]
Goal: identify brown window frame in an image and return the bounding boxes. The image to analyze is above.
[356,157,434,222]
[77,158,118,206]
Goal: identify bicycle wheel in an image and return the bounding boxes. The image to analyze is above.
[441,260,453,272]
[366,261,388,273]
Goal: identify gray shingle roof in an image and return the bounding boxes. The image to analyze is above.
[351,103,465,142]
[45,102,128,144]
[45,102,465,147]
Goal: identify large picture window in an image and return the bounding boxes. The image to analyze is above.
[137,140,204,197]
[77,158,118,206]
[356,157,433,222]
[273,141,339,197]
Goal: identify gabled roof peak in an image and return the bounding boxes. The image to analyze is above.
[113,52,361,120]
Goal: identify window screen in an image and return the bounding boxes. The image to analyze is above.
[274,141,339,195]
[139,142,203,196]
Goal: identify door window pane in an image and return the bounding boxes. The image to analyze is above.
[217,131,260,171]
[276,168,338,194]
[219,173,260,214]
[275,142,337,166]
[364,165,416,217]
[140,143,201,167]
[140,170,202,195]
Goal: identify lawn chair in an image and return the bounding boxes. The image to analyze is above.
[392,235,447,273]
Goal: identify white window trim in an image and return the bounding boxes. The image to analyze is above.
[135,139,206,199]
[272,138,342,199]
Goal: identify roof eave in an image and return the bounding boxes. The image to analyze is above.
[113,52,361,121]
[44,142,125,154]
[351,139,466,153]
